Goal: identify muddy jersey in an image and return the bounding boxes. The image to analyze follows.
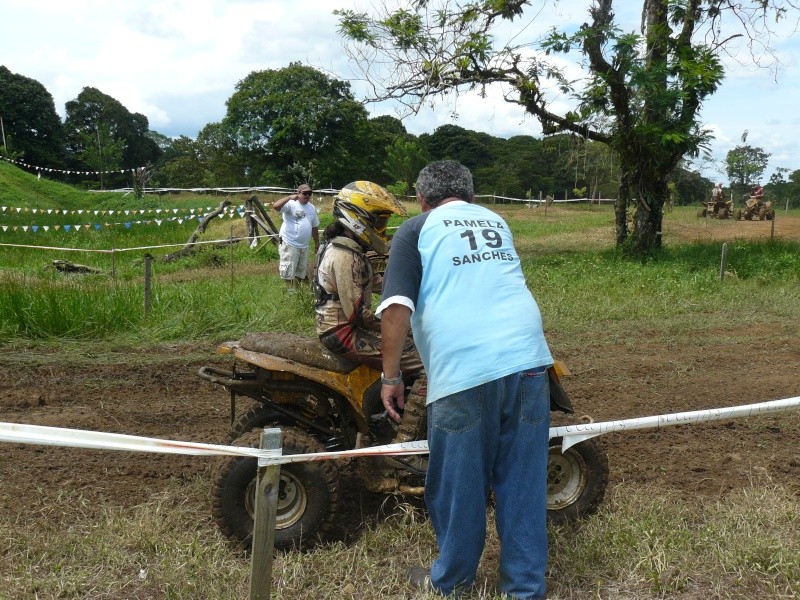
[376,200,552,404]
[315,236,376,341]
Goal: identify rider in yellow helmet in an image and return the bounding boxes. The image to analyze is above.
[315,181,426,492]
[315,181,421,375]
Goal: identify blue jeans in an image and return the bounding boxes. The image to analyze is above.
[425,368,550,599]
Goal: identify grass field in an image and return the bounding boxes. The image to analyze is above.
[1,161,800,599]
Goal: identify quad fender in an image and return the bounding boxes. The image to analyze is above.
[216,342,378,433]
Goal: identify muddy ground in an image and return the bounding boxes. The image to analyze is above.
[1,213,799,545]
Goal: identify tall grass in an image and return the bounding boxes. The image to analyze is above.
[3,218,799,343]
[0,267,316,342]
[1,476,796,599]
[525,239,800,335]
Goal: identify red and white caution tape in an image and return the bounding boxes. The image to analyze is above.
[1,395,799,463]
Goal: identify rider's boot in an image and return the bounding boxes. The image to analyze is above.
[362,376,428,494]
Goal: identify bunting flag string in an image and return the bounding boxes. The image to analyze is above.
[1,203,245,218]
[0,155,146,176]
[0,231,278,253]
[0,206,246,234]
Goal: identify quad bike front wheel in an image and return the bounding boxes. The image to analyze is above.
[211,427,340,550]
[227,403,291,442]
[546,437,608,525]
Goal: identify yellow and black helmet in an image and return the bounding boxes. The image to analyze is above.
[335,181,407,238]
[332,201,386,254]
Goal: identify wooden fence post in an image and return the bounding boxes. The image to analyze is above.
[249,428,282,600]
[143,254,152,315]
[720,242,728,282]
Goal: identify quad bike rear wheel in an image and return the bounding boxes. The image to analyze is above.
[211,427,340,550]
[546,437,608,525]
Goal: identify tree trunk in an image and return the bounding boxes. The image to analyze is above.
[162,199,231,262]
[614,158,670,254]
[614,170,631,246]
[631,172,667,254]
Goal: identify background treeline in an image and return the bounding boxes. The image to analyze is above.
[3,62,799,205]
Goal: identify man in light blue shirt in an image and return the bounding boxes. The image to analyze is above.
[377,160,553,599]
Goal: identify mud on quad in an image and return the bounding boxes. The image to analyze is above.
[198,332,609,550]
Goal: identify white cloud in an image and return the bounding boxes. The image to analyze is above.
[2,0,800,180]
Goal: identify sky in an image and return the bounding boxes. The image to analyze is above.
[3,0,800,183]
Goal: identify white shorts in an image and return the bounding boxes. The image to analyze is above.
[278,242,309,280]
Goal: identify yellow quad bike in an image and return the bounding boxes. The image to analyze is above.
[697,197,733,219]
[198,332,609,550]
[734,194,775,221]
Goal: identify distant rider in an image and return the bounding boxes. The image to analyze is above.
[711,182,723,202]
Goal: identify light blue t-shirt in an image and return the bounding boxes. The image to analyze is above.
[376,200,552,404]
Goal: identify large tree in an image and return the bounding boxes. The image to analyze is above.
[0,66,64,167]
[222,63,371,188]
[152,135,209,189]
[336,1,795,254]
[383,136,430,195]
[64,87,162,187]
[363,114,411,186]
[725,134,770,196]
[419,124,498,174]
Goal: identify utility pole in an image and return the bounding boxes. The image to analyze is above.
[1,115,7,153]
[96,125,105,190]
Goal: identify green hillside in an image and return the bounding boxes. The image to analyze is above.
[0,160,237,213]
[0,159,126,209]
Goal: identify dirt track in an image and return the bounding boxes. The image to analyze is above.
[1,213,799,539]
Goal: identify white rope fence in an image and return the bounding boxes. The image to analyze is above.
[3,395,799,462]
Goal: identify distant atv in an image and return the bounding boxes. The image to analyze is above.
[697,197,732,219]
[733,195,775,221]
[199,332,609,550]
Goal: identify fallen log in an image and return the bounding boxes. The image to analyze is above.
[52,259,102,274]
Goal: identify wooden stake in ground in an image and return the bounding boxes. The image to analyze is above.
[244,195,280,248]
[249,428,282,600]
